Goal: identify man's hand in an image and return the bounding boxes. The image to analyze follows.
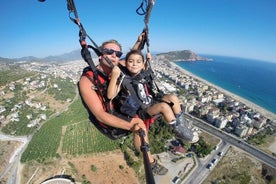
[111,66,121,79]
[130,118,147,132]
[146,52,151,61]
[133,30,147,50]
[137,31,146,43]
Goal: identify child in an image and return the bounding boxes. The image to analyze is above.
[108,50,199,143]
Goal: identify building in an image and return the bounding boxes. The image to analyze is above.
[214,116,228,129]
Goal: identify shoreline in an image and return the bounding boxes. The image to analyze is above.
[170,62,276,120]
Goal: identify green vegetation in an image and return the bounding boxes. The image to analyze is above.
[203,146,272,184]
[119,165,124,170]
[47,76,76,101]
[247,128,275,145]
[0,67,35,86]
[68,161,78,174]
[148,119,174,153]
[20,115,63,162]
[91,165,97,172]
[21,98,120,163]
[1,114,36,136]
[1,73,75,136]
[191,136,213,157]
[62,121,120,156]
[81,175,91,184]
[156,50,202,61]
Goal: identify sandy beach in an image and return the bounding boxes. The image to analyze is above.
[170,62,276,120]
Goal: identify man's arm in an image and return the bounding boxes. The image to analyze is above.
[132,31,146,50]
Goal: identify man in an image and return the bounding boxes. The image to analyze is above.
[78,38,168,175]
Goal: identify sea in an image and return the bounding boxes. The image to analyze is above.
[174,55,276,115]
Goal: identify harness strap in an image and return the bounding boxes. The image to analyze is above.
[82,67,111,110]
[136,0,154,53]
[67,0,114,72]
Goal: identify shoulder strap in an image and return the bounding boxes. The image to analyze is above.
[134,69,162,98]
[82,66,111,110]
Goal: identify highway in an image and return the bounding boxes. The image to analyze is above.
[184,114,276,184]
[187,114,276,168]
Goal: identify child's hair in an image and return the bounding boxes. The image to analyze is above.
[125,50,145,63]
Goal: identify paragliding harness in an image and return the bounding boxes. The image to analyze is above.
[67,0,160,138]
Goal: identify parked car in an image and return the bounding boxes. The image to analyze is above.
[206,163,213,169]
[211,158,217,164]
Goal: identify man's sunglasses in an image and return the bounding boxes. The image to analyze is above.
[102,48,123,58]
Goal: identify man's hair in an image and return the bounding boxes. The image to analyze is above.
[100,39,122,51]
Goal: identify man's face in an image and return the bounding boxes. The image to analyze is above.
[101,43,122,67]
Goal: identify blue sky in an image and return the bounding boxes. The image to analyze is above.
[1,0,276,62]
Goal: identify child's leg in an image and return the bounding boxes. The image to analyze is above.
[162,94,199,143]
[146,102,175,123]
[161,94,181,114]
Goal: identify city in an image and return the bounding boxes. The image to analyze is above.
[0,58,275,183]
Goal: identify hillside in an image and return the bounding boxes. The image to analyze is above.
[155,50,212,62]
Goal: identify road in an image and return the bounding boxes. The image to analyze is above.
[184,140,230,184]
[0,134,29,184]
[183,114,276,184]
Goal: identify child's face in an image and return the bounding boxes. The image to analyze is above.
[126,54,145,76]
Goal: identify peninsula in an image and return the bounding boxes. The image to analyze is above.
[155,50,213,62]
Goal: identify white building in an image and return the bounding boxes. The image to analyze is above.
[214,116,228,129]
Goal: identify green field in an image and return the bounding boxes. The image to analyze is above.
[21,98,120,163]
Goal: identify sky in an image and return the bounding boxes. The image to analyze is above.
[1,0,276,63]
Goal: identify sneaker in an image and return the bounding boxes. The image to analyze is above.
[173,123,197,143]
[173,111,199,143]
[151,159,168,175]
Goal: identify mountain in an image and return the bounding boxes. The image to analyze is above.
[0,57,17,64]
[154,50,212,62]
[42,49,83,62]
[1,49,86,63]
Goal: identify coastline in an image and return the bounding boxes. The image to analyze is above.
[170,62,276,120]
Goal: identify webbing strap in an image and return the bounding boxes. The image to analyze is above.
[67,0,114,68]
[67,0,116,101]
[136,0,155,53]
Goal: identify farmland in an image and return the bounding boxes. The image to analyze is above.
[19,98,126,183]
